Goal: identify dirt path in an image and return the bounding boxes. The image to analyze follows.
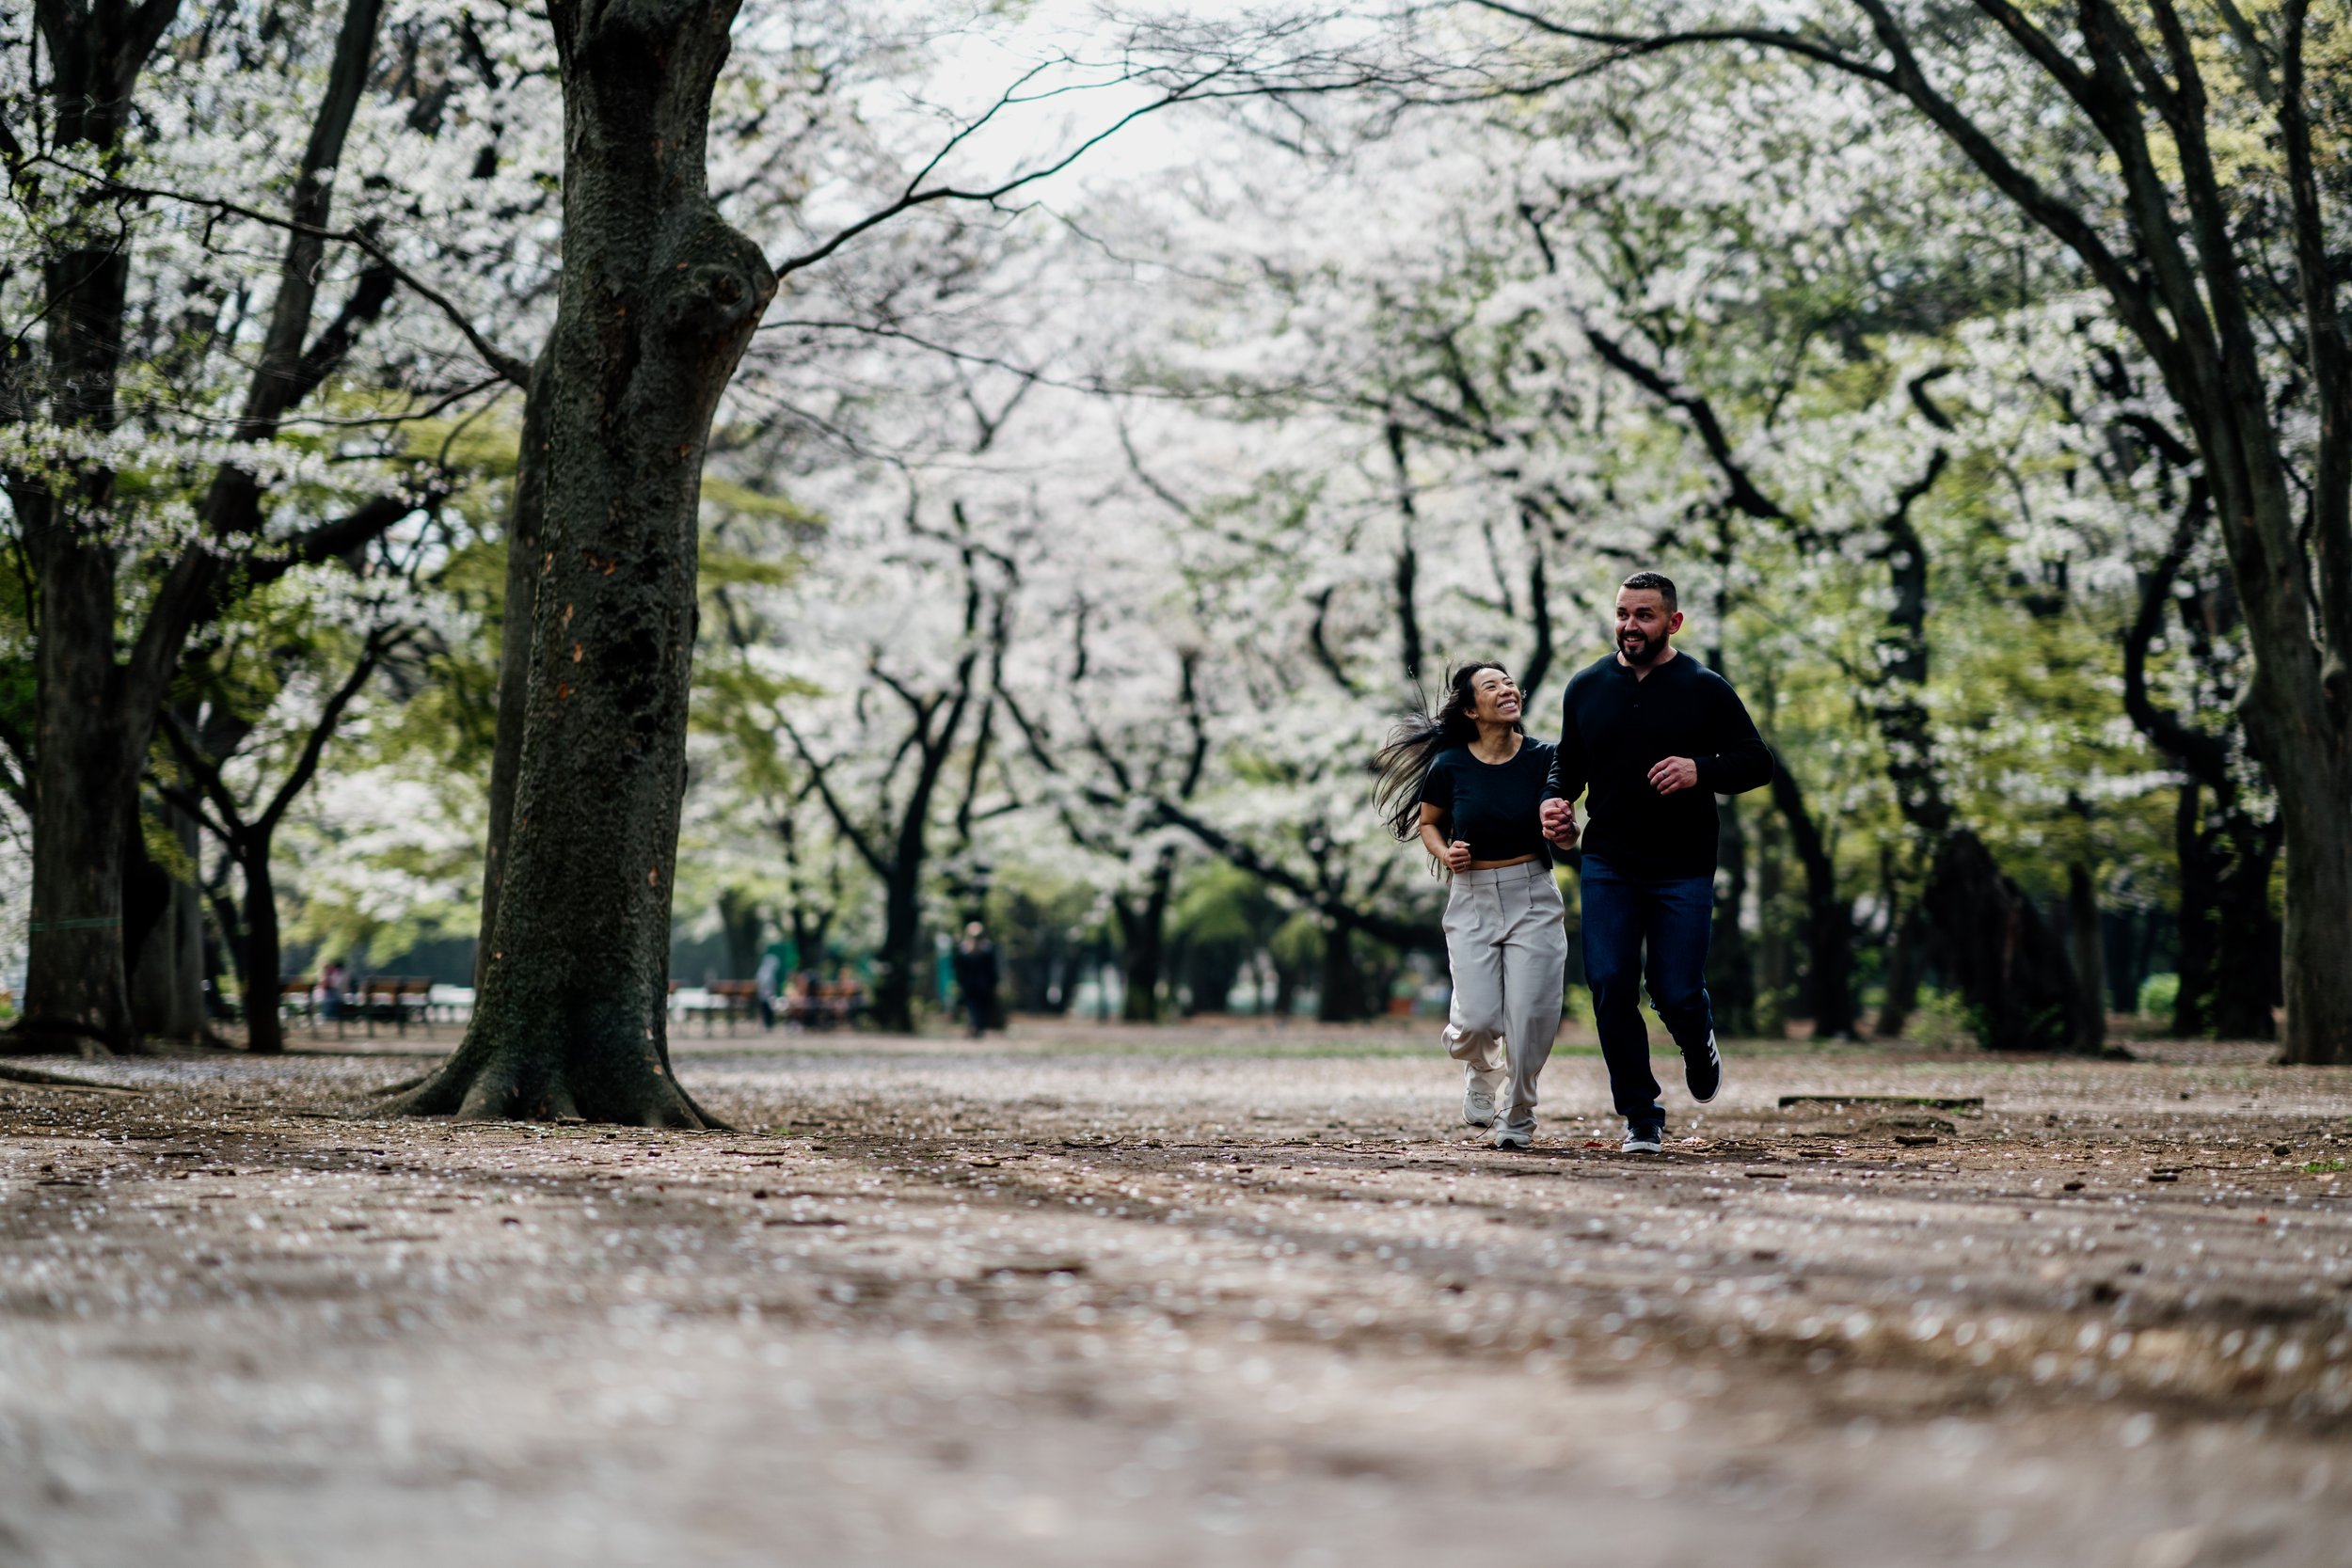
[0,1030,2346,1566]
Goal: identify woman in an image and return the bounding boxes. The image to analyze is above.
[1374,663,1573,1150]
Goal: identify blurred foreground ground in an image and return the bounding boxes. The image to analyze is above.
[0,1022,2348,1567]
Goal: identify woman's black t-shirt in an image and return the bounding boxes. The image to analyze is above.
[1417,737,1556,863]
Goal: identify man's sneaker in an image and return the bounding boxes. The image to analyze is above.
[1494,1123,1534,1151]
[1463,1082,1498,1129]
[1684,1031,1723,1103]
[1621,1124,1665,1154]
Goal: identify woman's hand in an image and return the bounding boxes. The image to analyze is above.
[1443,839,1473,873]
[1540,799,1578,847]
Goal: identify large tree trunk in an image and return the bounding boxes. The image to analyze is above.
[240,842,287,1056]
[131,794,208,1040]
[1317,921,1370,1023]
[8,5,173,1052]
[871,868,922,1034]
[2170,780,2217,1037]
[472,355,551,987]
[389,0,774,1124]
[2211,817,2282,1040]
[1872,464,2084,1052]
[1874,904,1923,1040]
[2267,745,2352,1062]
[1920,832,2083,1053]
[717,886,764,980]
[13,241,140,1056]
[16,0,393,1054]
[1116,851,1175,1023]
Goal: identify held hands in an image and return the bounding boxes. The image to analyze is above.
[1538,799,1578,847]
[1647,756,1700,796]
[1443,839,1474,874]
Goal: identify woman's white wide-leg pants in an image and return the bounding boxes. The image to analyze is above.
[1441,861,1568,1132]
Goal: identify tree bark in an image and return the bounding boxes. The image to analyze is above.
[19,546,139,1053]
[239,840,288,1056]
[1318,920,1371,1023]
[13,0,401,1054]
[717,886,764,980]
[1116,850,1175,1023]
[2171,780,2216,1037]
[1874,904,1923,1040]
[14,237,142,1054]
[1871,451,2082,1051]
[2212,817,2282,1040]
[872,866,923,1035]
[1920,832,2083,1053]
[130,798,207,1040]
[2264,744,2352,1059]
[389,0,774,1124]
[473,353,552,987]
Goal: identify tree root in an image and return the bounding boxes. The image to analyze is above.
[367,1071,434,1098]
[0,1063,142,1094]
[2,1018,128,1060]
[380,1050,730,1131]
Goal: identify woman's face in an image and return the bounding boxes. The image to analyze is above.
[1468,668,1521,725]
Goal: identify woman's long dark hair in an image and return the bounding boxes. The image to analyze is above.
[1371,661,1518,842]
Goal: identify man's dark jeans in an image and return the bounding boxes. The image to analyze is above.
[1580,853,1716,1127]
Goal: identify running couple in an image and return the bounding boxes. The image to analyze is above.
[1374,572,1774,1154]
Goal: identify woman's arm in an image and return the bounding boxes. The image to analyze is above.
[1419,803,1470,872]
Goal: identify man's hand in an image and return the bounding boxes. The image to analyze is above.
[1444,839,1473,873]
[1539,799,1578,847]
[1647,756,1700,796]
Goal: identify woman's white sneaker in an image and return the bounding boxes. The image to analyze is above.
[1494,1123,1534,1150]
[1463,1083,1498,1128]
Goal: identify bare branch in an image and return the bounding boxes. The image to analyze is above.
[769,65,1236,281]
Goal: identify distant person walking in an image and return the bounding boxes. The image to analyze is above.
[755,945,782,1031]
[1541,572,1773,1153]
[951,922,1000,1039]
[1375,663,1568,1150]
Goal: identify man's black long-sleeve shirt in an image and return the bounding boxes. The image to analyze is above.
[1545,651,1774,879]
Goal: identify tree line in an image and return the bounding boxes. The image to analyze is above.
[4,3,2345,1125]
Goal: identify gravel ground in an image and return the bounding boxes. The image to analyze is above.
[1,1023,2348,1567]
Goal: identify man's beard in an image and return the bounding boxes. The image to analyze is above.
[1617,630,1667,666]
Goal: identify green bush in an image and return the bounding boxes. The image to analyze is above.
[1908,990,1977,1052]
[2137,973,2179,1019]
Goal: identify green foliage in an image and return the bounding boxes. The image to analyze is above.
[2138,973,2181,1020]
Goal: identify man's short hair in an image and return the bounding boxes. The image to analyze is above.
[1620,570,1678,610]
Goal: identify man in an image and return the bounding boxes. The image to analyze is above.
[1541,572,1773,1154]
[950,921,1000,1040]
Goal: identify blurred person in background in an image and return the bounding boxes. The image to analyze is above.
[951,921,1000,1039]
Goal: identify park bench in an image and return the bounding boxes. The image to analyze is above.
[666,981,761,1035]
[709,979,760,1033]
[427,984,475,1024]
[786,982,870,1029]
[357,975,433,1035]
[279,977,316,1027]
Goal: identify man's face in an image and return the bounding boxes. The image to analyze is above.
[1614,589,1681,666]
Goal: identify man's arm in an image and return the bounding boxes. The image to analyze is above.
[1692,676,1774,795]
[1541,683,1584,843]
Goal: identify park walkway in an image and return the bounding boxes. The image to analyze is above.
[0,1026,2345,1565]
